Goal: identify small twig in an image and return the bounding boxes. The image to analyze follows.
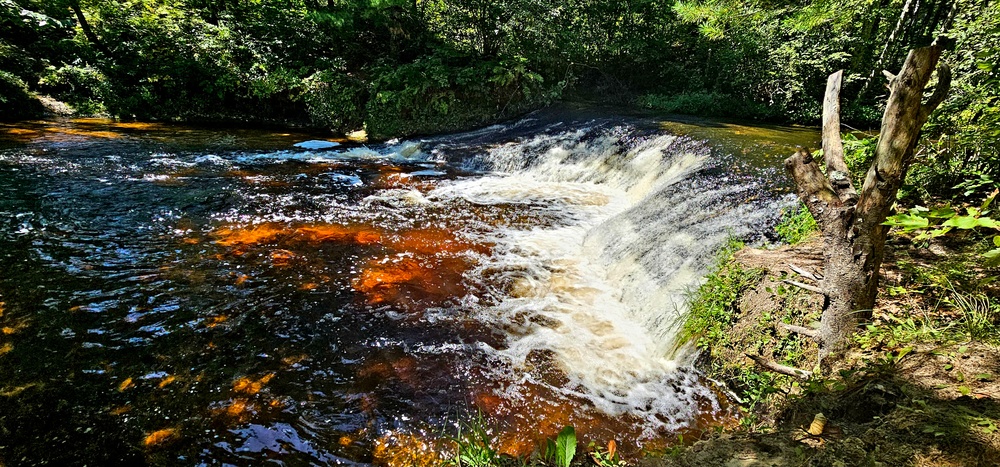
[788,263,822,282]
[746,354,813,379]
[783,279,825,295]
[780,323,820,340]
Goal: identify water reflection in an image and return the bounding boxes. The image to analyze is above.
[0,112,817,464]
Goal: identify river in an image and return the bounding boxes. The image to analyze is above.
[0,109,818,465]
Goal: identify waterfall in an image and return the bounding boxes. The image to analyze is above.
[386,120,787,432]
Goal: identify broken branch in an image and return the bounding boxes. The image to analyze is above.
[783,279,826,295]
[780,323,820,340]
[789,263,822,281]
[747,354,813,379]
[785,147,841,228]
[821,70,858,206]
[920,62,951,122]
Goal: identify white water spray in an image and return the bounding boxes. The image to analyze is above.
[421,125,784,431]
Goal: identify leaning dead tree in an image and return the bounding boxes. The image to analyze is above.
[784,42,950,359]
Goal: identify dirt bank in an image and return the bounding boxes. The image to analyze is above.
[655,240,1000,467]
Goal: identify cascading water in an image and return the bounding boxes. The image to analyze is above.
[417,123,789,438]
[0,114,809,464]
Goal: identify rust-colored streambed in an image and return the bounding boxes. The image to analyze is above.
[0,112,817,465]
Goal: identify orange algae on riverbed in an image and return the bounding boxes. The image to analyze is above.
[143,428,180,447]
[353,256,469,307]
[213,222,384,252]
[214,224,286,248]
[349,227,489,307]
[295,225,382,244]
[233,373,275,395]
[372,432,444,467]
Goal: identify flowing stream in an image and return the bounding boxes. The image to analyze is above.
[0,111,817,465]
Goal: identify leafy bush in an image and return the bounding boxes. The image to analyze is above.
[302,69,366,133]
[883,189,1000,267]
[0,70,43,120]
[38,65,109,114]
[365,52,555,138]
[775,203,818,245]
[636,91,777,120]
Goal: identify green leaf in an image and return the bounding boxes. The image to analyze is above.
[545,438,557,462]
[975,373,994,382]
[925,206,958,218]
[942,216,980,230]
[883,213,929,231]
[986,248,1000,267]
[976,217,1000,229]
[994,236,1000,247]
[554,425,577,467]
[980,190,998,211]
[958,385,972,396]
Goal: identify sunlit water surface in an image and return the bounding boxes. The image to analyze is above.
[0,112,817,465]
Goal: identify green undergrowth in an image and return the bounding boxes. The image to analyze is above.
[681,237,823,428]
[669,213,1000,465]
[774,203,818,245]
[446,416,621,467]
[680,238,763,349]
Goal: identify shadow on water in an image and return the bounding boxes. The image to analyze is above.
[0,109,819,465]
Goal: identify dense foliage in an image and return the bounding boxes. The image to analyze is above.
[0,0,997,184]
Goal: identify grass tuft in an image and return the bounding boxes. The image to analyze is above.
[774,204,817,245]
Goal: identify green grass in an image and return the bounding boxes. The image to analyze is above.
[774,204,817,245]
[681,237,765,349]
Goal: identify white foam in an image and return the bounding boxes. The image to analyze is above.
[424,127,770,431]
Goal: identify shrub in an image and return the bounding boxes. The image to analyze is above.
[302,69,366,133]
[38,65,109,114]
[775,203,818,245]
[0,71,43,120]
[365,52,555,139]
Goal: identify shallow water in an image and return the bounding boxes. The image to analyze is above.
[0,111,818,465]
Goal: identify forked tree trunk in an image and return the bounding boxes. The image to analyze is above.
[785,43,950,357]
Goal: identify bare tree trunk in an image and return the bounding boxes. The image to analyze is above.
[785,43,950,358]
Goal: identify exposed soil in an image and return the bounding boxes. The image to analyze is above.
[651,238,1000,467]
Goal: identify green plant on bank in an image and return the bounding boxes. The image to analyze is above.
[449,417,624,467]
[586,441,624,467]
[681,237,764,349]
[543,426,577,467]
[775,203,818,245]
[449,413,508,467]
[841,133,877,181]
[883,189,1000,266]
[854,315,952,350]
[681,237,801,427]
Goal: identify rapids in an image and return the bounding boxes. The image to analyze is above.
[0,111,818,464]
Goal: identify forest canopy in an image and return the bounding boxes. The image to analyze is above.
[0,0,997,168]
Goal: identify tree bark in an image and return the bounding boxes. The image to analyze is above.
[785,43,950,358]
[69,0,111,56]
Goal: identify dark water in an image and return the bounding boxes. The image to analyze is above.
[0,113,818,465]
